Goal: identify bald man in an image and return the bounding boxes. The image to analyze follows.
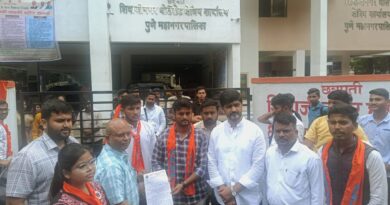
[95,119,139,205]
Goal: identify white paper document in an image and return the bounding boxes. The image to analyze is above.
[144,170,174,205]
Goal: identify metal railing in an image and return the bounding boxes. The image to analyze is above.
[17,88,251,150]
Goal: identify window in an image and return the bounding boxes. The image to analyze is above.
[259,0,287,17]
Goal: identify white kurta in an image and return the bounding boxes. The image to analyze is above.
[140,104,166,137]
[208,118,267,205]
[125,120,156,173]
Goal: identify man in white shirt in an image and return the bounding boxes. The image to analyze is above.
[121,95,156,204]
[208,89,266,205]
[141,92,166,137]
[257,93,305,145]
[266,112,324,205]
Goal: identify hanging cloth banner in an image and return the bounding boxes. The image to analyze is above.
[0,81,14,101]
[0,0,61,62]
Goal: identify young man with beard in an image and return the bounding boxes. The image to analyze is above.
[95,118,139,205]
[321,104,387,205]
[194,100,221,138]
[141,92,166,137]
[194,100,221,205]
[152,99,208,205]
[266,113,324,205]
[6,99,78,205]
[208,89,266,205]
[304,90,368,151]
[358,88,390,204]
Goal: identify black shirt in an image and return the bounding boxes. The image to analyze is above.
[327,140,357,205]
[192,99,208,115]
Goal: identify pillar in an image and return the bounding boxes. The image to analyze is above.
[293,50,306,76]
[88,0,113,114]
[310,0,328,76]
[227,44,241,88]
[341,54,352,75]
[240,0,259,85]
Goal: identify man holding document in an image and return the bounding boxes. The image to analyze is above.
[152,98,208,205]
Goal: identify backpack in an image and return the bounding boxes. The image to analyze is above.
[319,106,328,116]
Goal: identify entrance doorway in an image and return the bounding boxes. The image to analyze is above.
[111,43,228,92]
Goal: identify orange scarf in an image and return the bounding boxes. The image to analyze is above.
[113,105,122,119]
[0,121,12,158]
[63,182,102,205]
[131,121,145,173]
[322,138,365,205]
[167,123,196,196]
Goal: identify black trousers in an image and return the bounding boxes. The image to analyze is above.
[205,192,221,205]
[388,177,390,205]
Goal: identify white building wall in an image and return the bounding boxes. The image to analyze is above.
[54,0,89,41]
[52,0,246,87]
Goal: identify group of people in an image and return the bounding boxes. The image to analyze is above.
[258,88,389,205]
[0,86,389,205]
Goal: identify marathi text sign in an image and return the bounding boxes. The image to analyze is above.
[109,0,240,43]
[0,1,60,62]
[343,0,390,33]
[252,76,390,136]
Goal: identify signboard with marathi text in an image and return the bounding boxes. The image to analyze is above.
[251,75,390,137]
[0,0,60,62]
[109,0,240,43]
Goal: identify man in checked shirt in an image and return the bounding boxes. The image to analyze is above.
[6,99,78,205]
[152,98,208,205]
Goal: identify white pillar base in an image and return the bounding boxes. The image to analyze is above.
[228,44,241,88]
[293,50,306,76]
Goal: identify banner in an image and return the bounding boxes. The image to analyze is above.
[0,0,60,62]
[251,75,390,136]
[109,0,240,43]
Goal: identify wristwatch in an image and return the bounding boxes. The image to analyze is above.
[230,186,237,197]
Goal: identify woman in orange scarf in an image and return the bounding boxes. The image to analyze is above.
[49,143,108,205]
